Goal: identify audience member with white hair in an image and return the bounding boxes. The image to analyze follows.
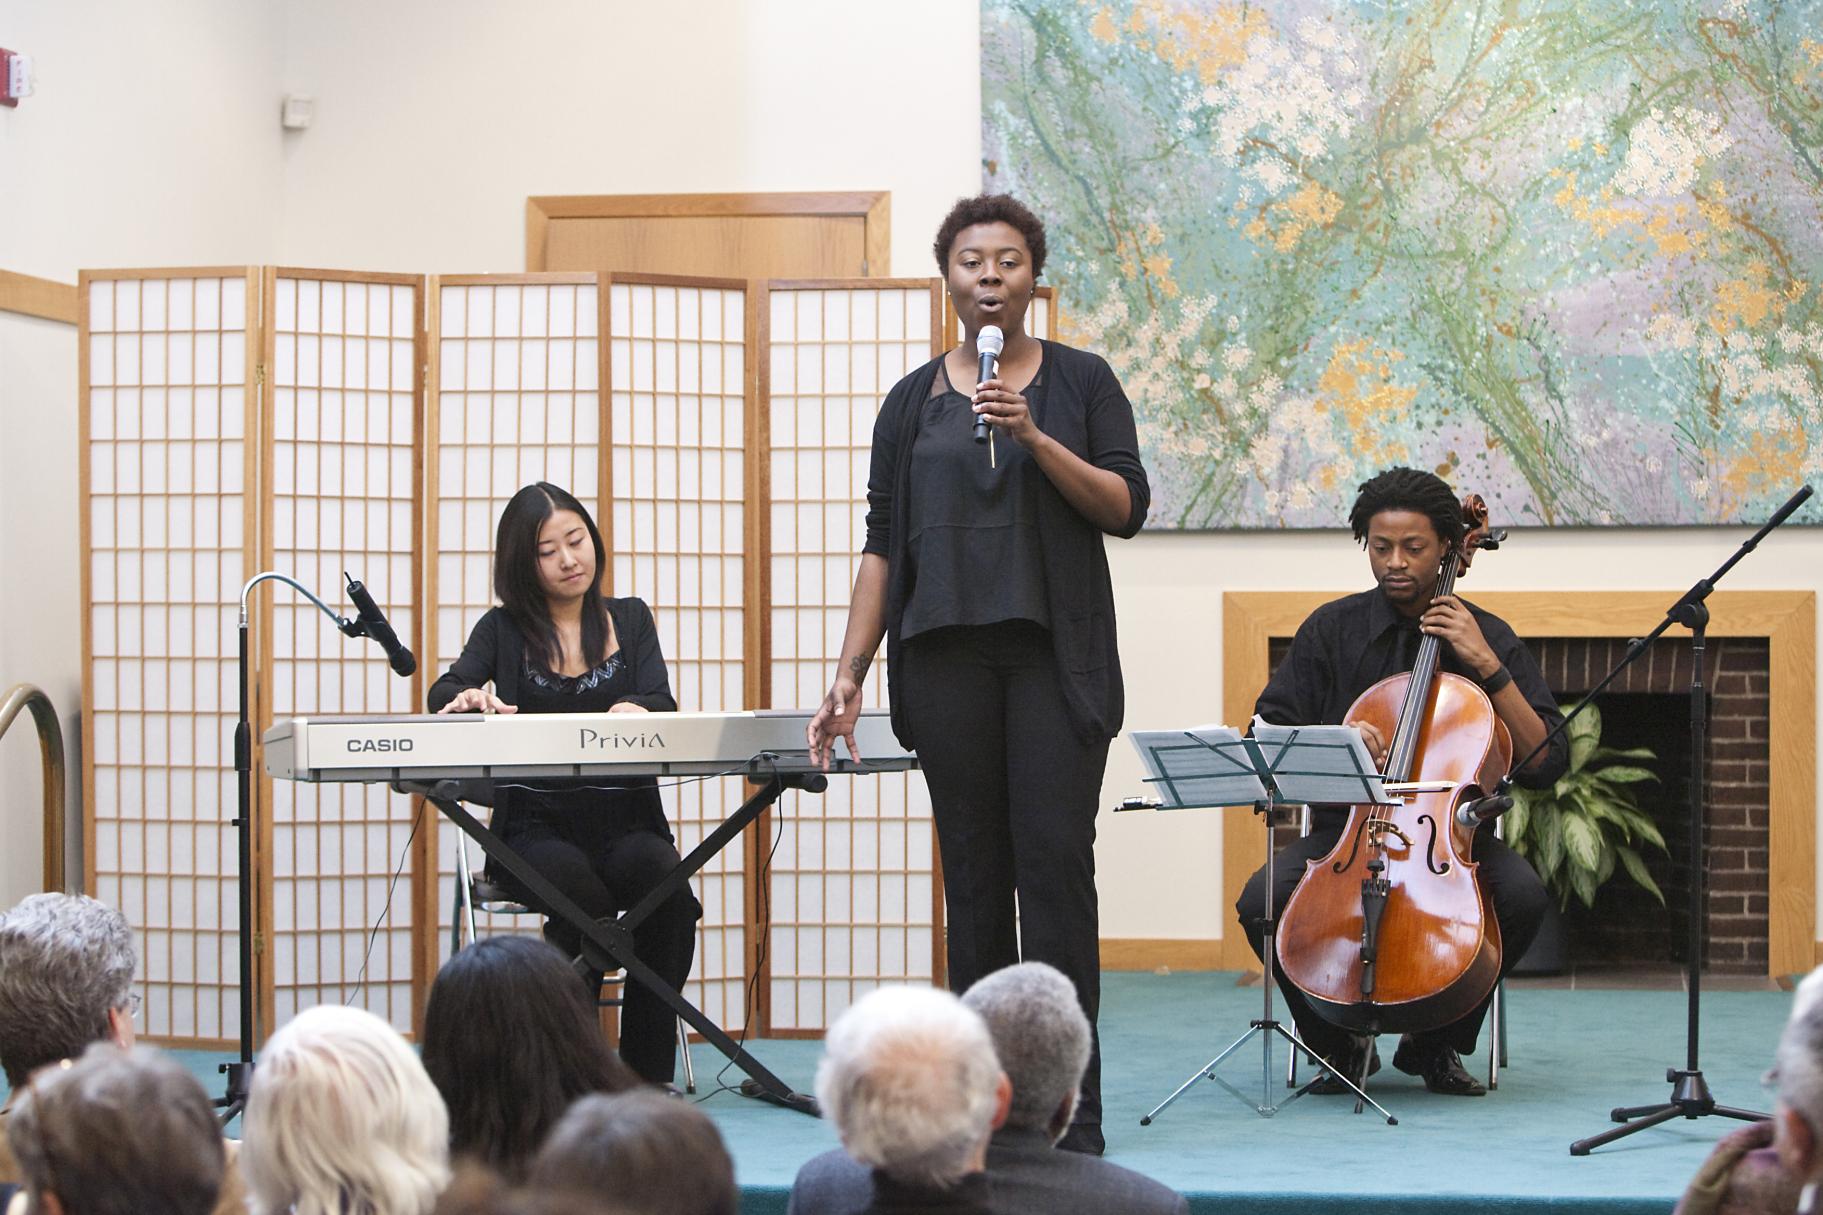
[791,964,1186,1214]
[792,985,1009,1214]
[1678,964,1823,1215]
[241,1004,451,1215]
[4,1041,224,1215]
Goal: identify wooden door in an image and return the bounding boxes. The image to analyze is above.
[527,192,890,280]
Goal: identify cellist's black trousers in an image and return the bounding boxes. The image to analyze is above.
[1236,813,1549,1061]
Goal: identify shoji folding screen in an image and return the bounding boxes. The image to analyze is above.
[81,270,259,1046]
[424,273,608,968]
[760,281,945,1033]
[83,264,1057,1045]
[261,270,424,1030]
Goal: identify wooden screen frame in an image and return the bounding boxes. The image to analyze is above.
[1220,589,1818,977]
[3,268,78,324]
[601,270,759,1037]
[527,192,892,279]
[79,265,262,1049]
[256,267,428,1038]
[754,277,949,1034]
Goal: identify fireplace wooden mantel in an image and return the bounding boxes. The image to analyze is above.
[1219,590,1817,977]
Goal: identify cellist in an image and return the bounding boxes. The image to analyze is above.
[1234,467,1570,1096]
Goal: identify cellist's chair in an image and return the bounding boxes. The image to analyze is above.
[450,828,695,1094]
[1284,804,1508,1091]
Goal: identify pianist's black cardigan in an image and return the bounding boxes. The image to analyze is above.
[426,598,676,840]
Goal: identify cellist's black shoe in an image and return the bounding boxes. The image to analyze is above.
[1393,1037,1486,1096]
[1308,1036,1379,1095]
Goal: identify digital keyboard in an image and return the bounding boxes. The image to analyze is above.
[263,709,916,783]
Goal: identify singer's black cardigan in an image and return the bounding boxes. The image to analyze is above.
[864,340,1150,747]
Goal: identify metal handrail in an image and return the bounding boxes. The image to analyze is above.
[0,684,68,892]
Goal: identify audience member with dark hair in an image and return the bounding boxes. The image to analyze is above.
[792,986,1009,1214]
[791,964,1186,1214]
[422,935,639,1180]
[242,1004,450,1215]
[529,1089,736,1215]
[1677,965,1823,1215]
[432,1164,644,1215]
[4,1042,223,1215]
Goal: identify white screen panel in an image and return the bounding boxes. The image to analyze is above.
[765,283,942,1032]
[428,277,606,956]
[265,272,423,1031]
[608,278,750,1033]
[83,272,254,1045]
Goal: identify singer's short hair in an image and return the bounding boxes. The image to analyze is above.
[933,194,1047,277]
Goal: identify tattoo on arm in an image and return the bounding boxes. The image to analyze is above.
[846,654,871,682]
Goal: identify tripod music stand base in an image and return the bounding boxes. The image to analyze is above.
[1139,1018,1397,1126]
[1569,1069,1765,1155]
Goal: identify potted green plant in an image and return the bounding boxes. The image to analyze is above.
[1501,702,1668,973]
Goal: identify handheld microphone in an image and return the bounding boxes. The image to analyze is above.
[973,325,1004,444]
[344,573,417,677]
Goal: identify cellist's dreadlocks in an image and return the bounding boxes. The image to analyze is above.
[1348,467,1463,548]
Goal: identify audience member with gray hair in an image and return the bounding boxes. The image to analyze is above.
[241,1004,450,1215]
[792,985,1009,1214]
[529,1089,737,1215]
[1678,964,1823,1215]
[4,1041,224,1215]
[791,964,1186,1215]
[0,894,136,1093]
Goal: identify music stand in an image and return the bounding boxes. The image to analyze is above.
[1124,722,1399,1125]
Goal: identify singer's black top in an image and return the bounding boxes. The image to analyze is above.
[426,598,676,841]
[899,361,1052,640]
[865,340,1150,746]
[1254,585,1569,826]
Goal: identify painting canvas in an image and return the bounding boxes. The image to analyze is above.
[981,0,1823,528]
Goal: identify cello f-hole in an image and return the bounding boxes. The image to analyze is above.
[1417,813,1451,875]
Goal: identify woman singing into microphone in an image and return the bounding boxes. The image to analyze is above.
[429,482,698,1087]
[807,194,1150,1155]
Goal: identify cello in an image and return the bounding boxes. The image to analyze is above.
[1276,493,1511,1036]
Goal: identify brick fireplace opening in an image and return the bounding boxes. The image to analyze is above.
[1221,591,1815,978]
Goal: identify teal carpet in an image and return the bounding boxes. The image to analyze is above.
[20,972,1791,1214]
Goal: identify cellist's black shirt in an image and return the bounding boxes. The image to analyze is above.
[1254,586,1570,815]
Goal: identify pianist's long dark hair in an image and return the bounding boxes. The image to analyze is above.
[496,482,610,673]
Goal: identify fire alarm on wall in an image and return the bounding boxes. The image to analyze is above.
[0,48,35,108]
[281,94,314,131]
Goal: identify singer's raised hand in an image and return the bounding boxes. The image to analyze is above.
[972,377,1038,447]
[437,687,517,715]
[808,673,864,770]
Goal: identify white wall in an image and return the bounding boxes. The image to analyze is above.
[3,1,1818,961]
[274,0,980,276]
[0,0,285,904]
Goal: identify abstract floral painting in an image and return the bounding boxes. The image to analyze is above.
[981,0,1823,528]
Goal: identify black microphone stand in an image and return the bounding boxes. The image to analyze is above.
[1513,485,1814,1156]
[223,570,401,1127]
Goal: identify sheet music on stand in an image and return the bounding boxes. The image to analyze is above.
[1128,717,1393,810]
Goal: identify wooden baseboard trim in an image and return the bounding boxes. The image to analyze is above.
[0,269,78,324]
[1101,938,1225,972]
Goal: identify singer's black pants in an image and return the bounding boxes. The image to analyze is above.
[496,817,701,1085]
[898,621,1109,1130]
[1235,813,1548,1062]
